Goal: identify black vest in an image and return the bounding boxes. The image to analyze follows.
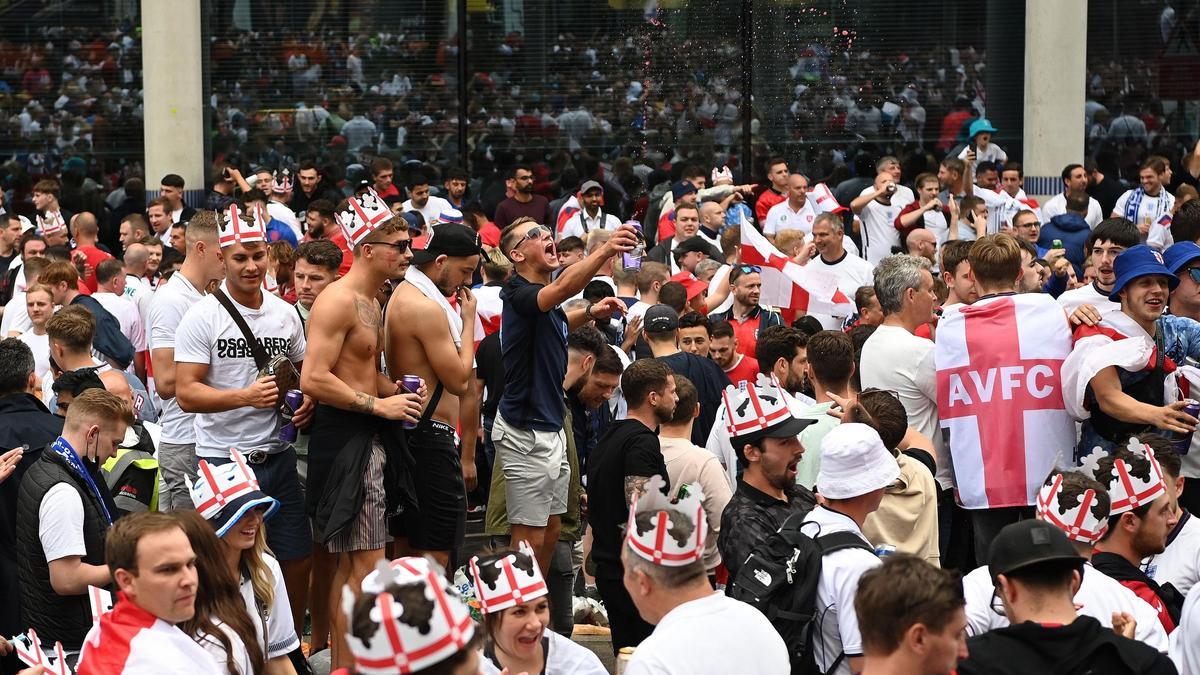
[15,447,111,651]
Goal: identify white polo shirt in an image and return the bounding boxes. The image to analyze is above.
[764,198,819,236]
[859,198,905,266]
[806,252,875,330]
[802,506,880,675]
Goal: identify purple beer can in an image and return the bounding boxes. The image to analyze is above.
[278,389,304,443]
[401,375,423,430]
[1174,399,1200,455]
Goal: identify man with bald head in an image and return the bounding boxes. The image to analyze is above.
[764,173,820,241]
[697,201,724,249]
[121,243,154,317]
[70,212,114,293]
[905,228,938,267]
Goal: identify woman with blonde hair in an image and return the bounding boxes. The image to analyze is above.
[189,450,300,674]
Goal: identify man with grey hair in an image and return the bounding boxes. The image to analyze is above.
[805,212,874,330]
[859,254,942,498]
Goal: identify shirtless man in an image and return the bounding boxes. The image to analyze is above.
[384,223,482,565]
[300,191,424,670]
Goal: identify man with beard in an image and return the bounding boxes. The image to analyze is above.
[303,199,353,276]
[443,167,469,210]
[400,172,452,226]
[707,264,784,358]
[494,165,549,227]
[586,358,676,653]
[300,192,425,671]
[384,222,482,567]
[494,217,635,575]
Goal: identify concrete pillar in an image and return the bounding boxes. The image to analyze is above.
[141,0,206,207]
[1023,0,1088,202]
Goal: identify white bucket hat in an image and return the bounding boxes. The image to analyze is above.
[816,423,900,499]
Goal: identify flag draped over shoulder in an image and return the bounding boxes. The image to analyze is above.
[739,220,854,319]
[936,294,1075,509]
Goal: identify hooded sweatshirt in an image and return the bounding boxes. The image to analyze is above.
[957,616,1175,675]
[1039,212,1090,276]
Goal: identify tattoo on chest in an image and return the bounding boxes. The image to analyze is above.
[355,298,384,345]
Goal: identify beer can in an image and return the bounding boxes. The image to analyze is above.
[278,389,304,443]
[874,544,897,558]
[400,375,423,430]
[1174,399,1200,455]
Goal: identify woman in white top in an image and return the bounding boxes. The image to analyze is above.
[18,283,53,382]
[469,546,607,675]
[177,509,265,675]
[191,451,300,674]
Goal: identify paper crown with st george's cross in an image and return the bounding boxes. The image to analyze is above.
[467,540,548,614]
[1036,472,1109,545]
[625,474,707,567]
[341,556,475,675]
[337,187,394,248]
[1080,437,1168,516]
[218,203,265,248]
[722,380,813,448]
[271,168,293,194]
[37,210,66,236]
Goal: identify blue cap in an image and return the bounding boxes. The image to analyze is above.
[1164,241,1200,274]
[1108,244,1179,301]
[671,180,698,201]
[969,118,998,139]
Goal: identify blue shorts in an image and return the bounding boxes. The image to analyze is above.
[206,447,311,561]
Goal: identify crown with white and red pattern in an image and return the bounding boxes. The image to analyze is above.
[218,203,265,248]
[37,210,66,236]
[337,188,394,248]
[342,557,475,675]
[722,380,792,443]
[1036,472,1109,544]
[11,629,69,675]
[271,168,293,194]
[1080,438,1167,516]
[711,166,734,185]
[468,541,548,614]
[625,475,707,567]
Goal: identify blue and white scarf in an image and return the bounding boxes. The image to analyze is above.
[50,436,113,525]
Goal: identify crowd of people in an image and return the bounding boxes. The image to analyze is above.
[0,130,1199,674]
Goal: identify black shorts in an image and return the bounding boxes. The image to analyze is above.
[391,420,466,552]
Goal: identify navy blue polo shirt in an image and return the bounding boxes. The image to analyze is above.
[498,273,569,431]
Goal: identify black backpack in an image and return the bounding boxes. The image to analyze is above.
[726,511,874,674]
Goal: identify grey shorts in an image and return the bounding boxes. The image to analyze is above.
[327,438,389,553]
[493,413,569,527]
[158,441,197,511]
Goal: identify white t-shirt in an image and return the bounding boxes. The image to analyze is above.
[174,284,306,458]
[858,183,916,207]
[1172,587,1200,671]
[1,291,31,336]
[146,272,205,444]
[479,629,607,675]
[1145,511,1200,598]
[93,291,146,353]
[806,252,874,330]
[802,506,880,675]
[625,592,789,675]
[402,195,454,228]
[858,199,905,266]
[628,300,652,324]
[957,143,1008,169]
[240,553,299,659]
[39,482,86,562]
[124,274,154,320]
[708,264,734,316]
[1057,282,1119,316]
[860,325,945,487]
[972,185,1023,235]
[18,330,50,379]
[764,198,819,236]
[196,622,254,675]
[961,563,1168,651]
[558,209,622,240]
[1042,193,1103,229]
[1114,188,1176,238]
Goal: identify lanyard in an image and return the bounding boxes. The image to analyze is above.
[51,436,113,525]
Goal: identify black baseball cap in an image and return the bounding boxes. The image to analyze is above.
[672,236,721,262]
[988,520,1086,584]
[644,304,679,333]
[411,223,486,264]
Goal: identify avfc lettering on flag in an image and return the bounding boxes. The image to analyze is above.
[944,365,1059,406]
[217,336,293,359]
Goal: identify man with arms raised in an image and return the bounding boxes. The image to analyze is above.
[495,216,635,574]
[384,221,483,565]
[301,191,425,671]
[145,210,224,510]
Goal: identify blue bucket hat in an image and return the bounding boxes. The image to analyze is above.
[1164,241,1200,274]
[968,118,998,139]
[1108,244,1179,301]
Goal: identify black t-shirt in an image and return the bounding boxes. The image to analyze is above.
[657,351,731,446]
[586,419,670,580]
[498,273,569,431]
[475,331,506,420]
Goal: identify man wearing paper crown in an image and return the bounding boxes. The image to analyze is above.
[174,202,314,632]
[337,556,479,675]
[620,475,789,674]
[1088,438,1186,633]
[959,469,1169,650]
[301,186,426,671]
[467,543,607,674]
[716,380,817,582]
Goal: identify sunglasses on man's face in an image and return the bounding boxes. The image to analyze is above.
[369,239,412,253]
[1188,267,1200,285]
